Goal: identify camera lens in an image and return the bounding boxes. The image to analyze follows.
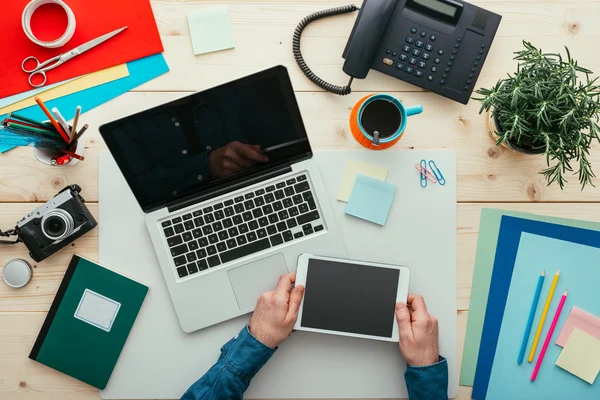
[41,210,74,241]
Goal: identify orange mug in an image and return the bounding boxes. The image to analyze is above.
[349,93,422,150]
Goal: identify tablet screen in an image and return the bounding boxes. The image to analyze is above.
[301,259,400,338]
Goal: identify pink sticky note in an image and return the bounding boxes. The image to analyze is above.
[556,306,600,347]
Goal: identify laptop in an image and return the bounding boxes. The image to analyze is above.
[99,66,348,333]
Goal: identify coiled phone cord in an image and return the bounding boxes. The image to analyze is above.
[293,5,359,96]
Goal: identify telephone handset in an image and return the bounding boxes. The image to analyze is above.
[293,0,501,104]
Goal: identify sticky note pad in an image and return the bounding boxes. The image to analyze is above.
[345,174,396,226]
[336,160,388,202]
[187,7,235,56]
[556,306,600,347]
[555,329,600,384]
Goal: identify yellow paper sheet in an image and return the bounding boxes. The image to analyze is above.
[555,328,600,384]
[336,159,388,202]
[0,64,129,115]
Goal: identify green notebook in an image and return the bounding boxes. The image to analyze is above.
[29,255,148,389]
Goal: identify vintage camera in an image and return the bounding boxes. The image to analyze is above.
[16,185,97,262]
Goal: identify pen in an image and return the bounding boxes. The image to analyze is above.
[71,106,81,141]
[34,97,70,143]
[72,124,89,143]
[52,107,71,138]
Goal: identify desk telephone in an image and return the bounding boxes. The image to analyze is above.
[293,0,501,104]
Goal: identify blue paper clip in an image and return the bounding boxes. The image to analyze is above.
[419,159,427,188]
[428,160,446,185]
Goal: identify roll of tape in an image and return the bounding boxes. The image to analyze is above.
[22,0,76,48]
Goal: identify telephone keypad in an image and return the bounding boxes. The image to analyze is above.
[417,61,426,69]
[412,49,421,57]
[422,53,430,60]
[403,45,411,53]
[406,37,415,44]
[399,54,408,61]
[409,57,417,65]
[395,63,404,70]
[414,70,423,77]
[415,40,424,48]
[425,44,433,52]
[405,66,414,74]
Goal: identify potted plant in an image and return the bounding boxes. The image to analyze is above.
[475,41,600,189]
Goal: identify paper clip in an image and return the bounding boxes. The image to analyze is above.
[415,162,437,186]
[428,160,446,185]
[419,159,427,187]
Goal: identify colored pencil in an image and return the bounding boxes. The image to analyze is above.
[3,118,53,131]
[6,122,57,136]
[518,270,546,364]
[7,112,50,129]
[531,290,568,382]
[528,270,560,362]
[59,149,85,161]
[72,124,89,143]
[34,97,70,143]
[3,125,65,143]
[71,106,81,141]
[52,107,71,138]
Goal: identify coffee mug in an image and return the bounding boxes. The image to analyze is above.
[349,93,423,150]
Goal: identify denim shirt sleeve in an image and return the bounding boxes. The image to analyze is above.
[181,325,275,400]
[404,356,449,400]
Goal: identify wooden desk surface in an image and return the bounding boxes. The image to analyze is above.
[1,1,599,398]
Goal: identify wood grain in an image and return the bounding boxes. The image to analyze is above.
[1,0,599,399]
[1,91,599,203]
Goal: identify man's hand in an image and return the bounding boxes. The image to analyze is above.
[249,273,305,348]
[208,141,268,178]
[395,294,440,366]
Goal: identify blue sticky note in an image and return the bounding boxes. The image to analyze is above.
[0,53,169,153]
[345,174,396,225]
[472,216,600,399]
[486,234,600,399]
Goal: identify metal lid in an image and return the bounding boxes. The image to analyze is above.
[2,259,33,288]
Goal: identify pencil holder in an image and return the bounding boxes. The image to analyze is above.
[32,123,86,166]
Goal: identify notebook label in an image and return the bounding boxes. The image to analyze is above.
[74,289,121,332]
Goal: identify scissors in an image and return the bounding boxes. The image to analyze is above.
[22,26,128,88]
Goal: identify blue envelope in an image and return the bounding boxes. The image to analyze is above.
[0,53,169,153]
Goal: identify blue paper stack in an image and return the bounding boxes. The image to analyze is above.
[465,210,600,399]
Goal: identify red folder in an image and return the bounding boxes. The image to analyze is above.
[0,0,164,99]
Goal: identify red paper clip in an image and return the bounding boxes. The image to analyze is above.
[415,163,438,184]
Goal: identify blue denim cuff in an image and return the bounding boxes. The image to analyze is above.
[405,356,449,400]
[221,325,276,381]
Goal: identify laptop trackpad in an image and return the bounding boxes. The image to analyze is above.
[228,253,289,313]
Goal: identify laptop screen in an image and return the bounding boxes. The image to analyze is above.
[100,66,311,213]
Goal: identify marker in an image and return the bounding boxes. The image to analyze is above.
[528,270,560,362]
[71,106,81,142]
[52,107,71,138]
[34,97,69,143]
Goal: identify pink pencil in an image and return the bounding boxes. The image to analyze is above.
[531,290,568,382]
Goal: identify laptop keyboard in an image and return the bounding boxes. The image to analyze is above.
[160,173,324,279]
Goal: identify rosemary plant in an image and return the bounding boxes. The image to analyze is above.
[475,41,600,190]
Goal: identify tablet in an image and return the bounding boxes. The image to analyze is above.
[294,254,410,342]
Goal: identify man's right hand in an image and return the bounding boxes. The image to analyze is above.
[395,294,440,366]
[208,141,268,178]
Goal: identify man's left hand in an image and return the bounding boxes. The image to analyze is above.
[248,273,305,348]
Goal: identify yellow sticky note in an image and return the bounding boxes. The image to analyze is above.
[336,160,388,202]
[555,328,600,384]
[0,64,129,115]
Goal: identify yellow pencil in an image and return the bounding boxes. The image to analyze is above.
[528,269,560,362]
